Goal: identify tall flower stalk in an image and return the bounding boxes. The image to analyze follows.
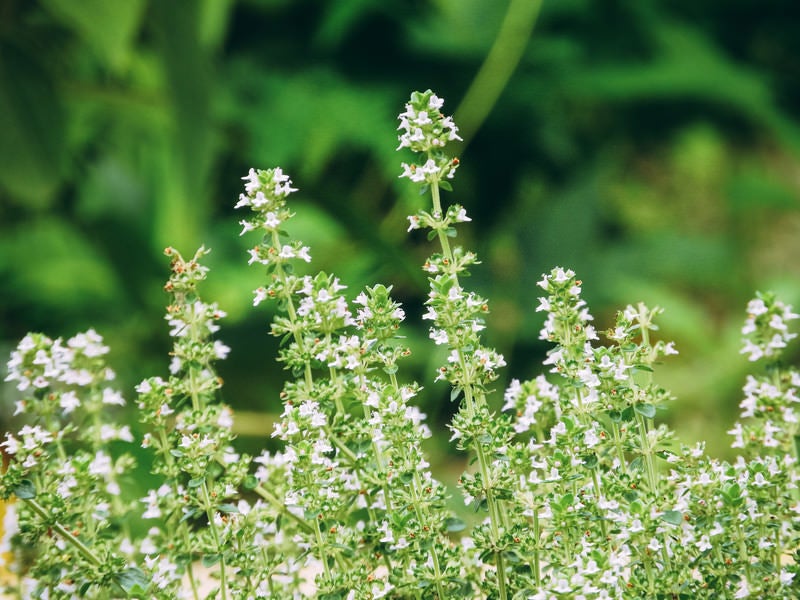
[237,166,472,598]
[399,89,516,598]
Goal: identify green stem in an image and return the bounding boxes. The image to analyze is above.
[429,178,508,599]
[25,497,101,567]
[532,507,541,588]
[189,367,201,412]
[454,0,544,146]
[182,530,202,600]
[328,362,346,416]
[201,481,227,600]
[611,421,626,468]
[312,517,333,583]
[253,484,314,534]
[410,471,447,600]
[24,497,130,597]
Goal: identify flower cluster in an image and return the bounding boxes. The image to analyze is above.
[398,89,462,187]
[237,166,475,598]
[740,292,798,362]
[1,89,798,600]
[399,90,519,597]
[495,266,799,598]
[1,331,142,597]
[135,246,267,599]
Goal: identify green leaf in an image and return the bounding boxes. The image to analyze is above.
[445,517,466,532]
[188,477,205,488]
[427,230,438,241]
[0,46,64,207]
[180,508,198,523]
[582,453,598,469]
[661,510,683,526]
[13,480,36,500]
[218,503,240,513]
[40,0,146,70]
[439,180,453,192]
[634,403,656,419]
[114,567,149,595]
[328,543,355,558]
[202,553,221,567]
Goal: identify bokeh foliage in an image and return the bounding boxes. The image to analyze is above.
[1,0,799,460]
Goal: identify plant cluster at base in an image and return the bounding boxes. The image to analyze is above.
[0,91,798,599]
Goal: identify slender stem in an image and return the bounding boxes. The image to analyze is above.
[611,421,626,468]
[410,471,447,600]
[590,469,608,540]
[23,497,132,597]
[201,481,227,600]
[428,178,508,599]
[328,361,346,416]
[454,0,544,146]
[312,517,333,583]
[532,507,541,588]
[182,530,202,600]
[253,484,314,534]
[25,498,101,567]
[189,367,201,412]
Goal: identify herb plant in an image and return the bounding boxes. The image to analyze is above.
[1,91,798,599]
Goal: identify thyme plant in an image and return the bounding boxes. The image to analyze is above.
[1,91,798,599]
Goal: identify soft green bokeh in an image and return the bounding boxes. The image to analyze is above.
[1,0,798,465]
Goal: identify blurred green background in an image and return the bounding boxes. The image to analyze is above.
[1,0,799,461]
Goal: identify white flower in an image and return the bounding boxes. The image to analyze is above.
[695,534,712,552]
[239,219,255,235]
[253,287,268,306]
[242,168,261,194]
[265,211,281,228]
[297,246,312,262]
[454,208,471,222]
[733,578,749,598]
[213,340,231,360]
[102,388,125,406]
[59,391,80,414]
[584,428,600,448]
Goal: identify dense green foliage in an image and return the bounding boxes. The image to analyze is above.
[1,0,799,458]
